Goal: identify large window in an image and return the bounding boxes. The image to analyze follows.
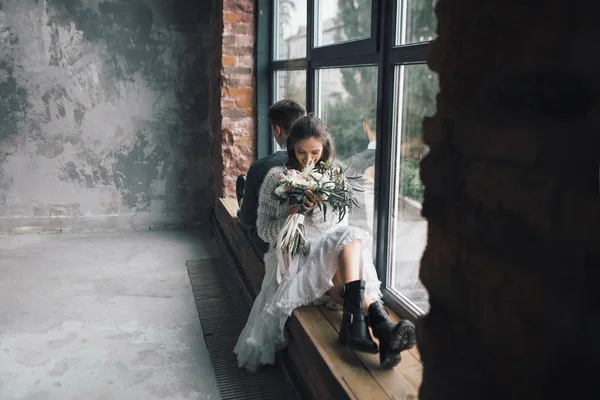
[260,0,438,319]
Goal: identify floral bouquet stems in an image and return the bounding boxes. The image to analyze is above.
[275,212,305,284]
[272,162,359,283]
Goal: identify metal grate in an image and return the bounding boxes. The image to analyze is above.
[187,259,273,400]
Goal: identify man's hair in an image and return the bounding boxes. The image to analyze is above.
[361,106,377,130]
[267,99,306,135]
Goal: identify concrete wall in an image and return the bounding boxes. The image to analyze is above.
[0,0,215,233]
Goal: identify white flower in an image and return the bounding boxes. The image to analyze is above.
[322,181,336,190]
[289,177,311,187]
[275,184,287,197]
[302,163,316,176]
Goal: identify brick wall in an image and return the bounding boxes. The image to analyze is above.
[212,0,257,198]
[419,0,600,398]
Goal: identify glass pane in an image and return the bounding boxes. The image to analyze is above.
[396,0,437,45]
[274,0,307,60]
[315,0,372,47]
[274,70,307,105]
[316,66,378,243]
[272,70,307,152]
[389,64,438,315]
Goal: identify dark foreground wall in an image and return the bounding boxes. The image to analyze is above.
[419,0,600,399]
[0,0,215,232]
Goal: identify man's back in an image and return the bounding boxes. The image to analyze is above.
[238,150,288,255]
[342,148,376,177]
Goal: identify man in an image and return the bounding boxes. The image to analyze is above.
[237,99,306,257]
[342,116,377,177]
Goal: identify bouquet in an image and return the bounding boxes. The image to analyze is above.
[271,161,359,283]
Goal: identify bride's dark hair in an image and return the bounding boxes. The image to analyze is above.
[286,113,335,170]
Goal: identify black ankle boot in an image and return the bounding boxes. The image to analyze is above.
[368,301,417,369]
[339,280,378,354]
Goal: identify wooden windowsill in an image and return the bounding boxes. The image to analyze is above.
[214,197,423,399]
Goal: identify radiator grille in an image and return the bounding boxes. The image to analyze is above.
[187,259,273,400]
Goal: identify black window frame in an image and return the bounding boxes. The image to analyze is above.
[258,0,434,321]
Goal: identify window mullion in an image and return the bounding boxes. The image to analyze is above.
[306,0,315,113]
[388,43,429,64]
[373,0,393,293]
[271,59,308,70]
[257,0,273,159]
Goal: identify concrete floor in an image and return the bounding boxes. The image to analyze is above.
[0,230,221,400]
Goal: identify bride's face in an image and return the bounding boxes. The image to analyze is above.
[294,137,323,168]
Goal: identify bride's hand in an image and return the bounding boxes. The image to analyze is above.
[303,190,321,211]
[287,203,299,216]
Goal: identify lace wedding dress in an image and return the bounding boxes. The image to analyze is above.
[233,166,383,372]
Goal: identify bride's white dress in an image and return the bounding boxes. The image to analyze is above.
[234,166,383,372]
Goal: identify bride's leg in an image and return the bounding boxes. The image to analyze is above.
[337,238,416,368]
[330,270,376,314]
[337,239,362,282]
[327,271,343,305]
[336,239,376,312]
[336,239,378,354]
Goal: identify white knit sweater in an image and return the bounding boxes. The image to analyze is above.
[256,166,347,245]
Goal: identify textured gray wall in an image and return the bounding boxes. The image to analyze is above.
[0,0,214,233]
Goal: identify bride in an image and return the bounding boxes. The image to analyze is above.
[234,114,416,372]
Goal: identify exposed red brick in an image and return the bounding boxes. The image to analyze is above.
[223,66,253,76]
[222,116,254,134]
[232,23,253,36]
[223,75,253,88]
[223,11,240,24]
[233,35,254,47]
[222,35,236,46]
[221,98,236,109]
[236,96,253,108]
[223,45,254,57]
[242,107,254,117]
[234,135,256,149]
[236,55,253,68]
[222,55,237,67]
[213,0,257,199]
[222,87,253,100]
[222,107,247,120]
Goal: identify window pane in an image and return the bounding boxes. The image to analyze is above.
[272,70,306,152]
[315,0,372,47]
[316,66,378,241]
[274,0,307,60]
[274,70,307,105]
[396,0,437,45]
[389,64,438,315]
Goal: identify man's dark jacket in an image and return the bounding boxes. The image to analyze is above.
[238,150,288,256]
